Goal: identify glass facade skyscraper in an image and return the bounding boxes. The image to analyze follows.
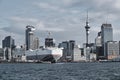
[2,36,15,49]
[101,24,113,58]
[2,36,15,60]
[25,25,35,50]
[58,40,75,61]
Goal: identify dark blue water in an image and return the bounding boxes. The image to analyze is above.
[0,62,120,80]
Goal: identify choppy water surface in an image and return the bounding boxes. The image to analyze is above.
[0,62,120,80]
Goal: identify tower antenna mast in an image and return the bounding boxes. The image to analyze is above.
[85,10,90,47]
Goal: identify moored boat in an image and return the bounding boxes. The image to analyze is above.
[25,47,63,63]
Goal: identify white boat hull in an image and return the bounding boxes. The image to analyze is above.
[25,47,63,63]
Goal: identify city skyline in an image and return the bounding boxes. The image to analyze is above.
[0,0,120,47]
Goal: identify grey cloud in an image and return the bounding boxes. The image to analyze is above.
[3,16,65,34]
[2,26,25,35]
[2,0,120,47]
[61,0,120,18]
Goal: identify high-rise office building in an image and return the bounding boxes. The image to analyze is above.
[0,48,3,58]
[69,40,75,60]
[58,40,75,61]
[95,31,103,60]
[2,36,15,60]
[45,38,55,47]
[106,41,119,60]
[25,25,35,50]
[45,32,55,48]
[83,43,96,61]
[2,36,15,49]
[58,41,69,60]
[95,32,102,47]
[73,45,81,62]
[32,37,39,49]
[101,24,113,58]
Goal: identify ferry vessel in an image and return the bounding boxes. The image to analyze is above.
[25,47,63,63]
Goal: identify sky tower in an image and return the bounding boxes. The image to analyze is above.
[85,11,90,47]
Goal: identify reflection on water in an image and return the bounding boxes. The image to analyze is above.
[0,62,120,80]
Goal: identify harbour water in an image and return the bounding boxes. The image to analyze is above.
[0,62,120,80]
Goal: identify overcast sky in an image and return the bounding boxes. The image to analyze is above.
[0,0,120,47]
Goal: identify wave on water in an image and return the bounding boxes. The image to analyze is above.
[0,62,120,80]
